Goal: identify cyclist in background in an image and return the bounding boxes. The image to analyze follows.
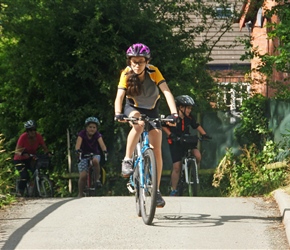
[114,43,178,208]
[13,120,51,196]
[75,117,108,198]
[162,95,211,196]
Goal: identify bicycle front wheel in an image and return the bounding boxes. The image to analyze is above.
[37,176,54,197]
[134,167,141,217]
[188,159,198,197]
[139,148,157,225]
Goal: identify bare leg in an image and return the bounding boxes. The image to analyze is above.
[92,158,100,180]
[171,161,182,190]
[148,129,162,189]
[124,111,143,159]
[192,149,201,164]
[78,171,87,197]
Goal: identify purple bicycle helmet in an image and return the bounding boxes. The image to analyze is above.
[126,43,151,59]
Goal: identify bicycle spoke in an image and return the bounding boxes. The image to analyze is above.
[140,149,157,225]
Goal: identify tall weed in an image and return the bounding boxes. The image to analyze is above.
[0,134,17,208]
[213,142,289,196]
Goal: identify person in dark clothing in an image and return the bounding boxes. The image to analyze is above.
[163,95,211,196]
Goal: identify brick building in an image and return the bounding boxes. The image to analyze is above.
[239,0,289,97]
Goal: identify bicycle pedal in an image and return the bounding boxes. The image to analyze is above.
[126,183,135,194]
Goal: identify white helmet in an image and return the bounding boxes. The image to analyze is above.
[24,120,36,129]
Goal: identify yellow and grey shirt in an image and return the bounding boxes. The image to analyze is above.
[118,65,166,110]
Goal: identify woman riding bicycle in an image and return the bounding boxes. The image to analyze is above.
[114,43,178,207]
[75,117,108,198]
[162,95,211,196]
[13,120,51,196]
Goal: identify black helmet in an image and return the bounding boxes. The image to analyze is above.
[175,95,195,107]
[24,120,36,129]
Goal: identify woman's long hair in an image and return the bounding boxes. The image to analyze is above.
[125,70,142,96]
[125,58,148,96]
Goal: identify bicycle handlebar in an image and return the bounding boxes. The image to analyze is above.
[123,115,174,123]
[80,152,108,162]
[174,134,211,143]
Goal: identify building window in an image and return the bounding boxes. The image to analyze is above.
[217,82,251,122]
[216,6,233,19]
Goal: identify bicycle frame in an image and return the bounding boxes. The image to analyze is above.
[124,115,173,225]
[127,115,164,193]
[82,153,97,196]
[174,135,202,197]
[81,152,105,196]
[15,154,53,197]
[127,123,151,193]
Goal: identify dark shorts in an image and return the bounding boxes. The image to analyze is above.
[124,101,161,131]
[169,141,197,163]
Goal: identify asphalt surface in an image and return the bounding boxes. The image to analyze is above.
[273,188,290,248]
[1,194,289,249]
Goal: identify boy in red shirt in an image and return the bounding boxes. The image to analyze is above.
[14,120,51,196]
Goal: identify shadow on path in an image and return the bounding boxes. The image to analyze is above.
[153,213,282,227]
[1,198,74,250]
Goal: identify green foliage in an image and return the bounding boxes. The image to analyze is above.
[276,130,290,162]
[0,0,243,200]
[0,134,17,208]
[234,94,271,149]
[213,143,288,196]
[214,94,289,196]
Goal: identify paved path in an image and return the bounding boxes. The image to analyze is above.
[0,196,289,249]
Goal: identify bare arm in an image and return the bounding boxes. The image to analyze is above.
[162,126,172,137]
[114,89,126,114]
[98,137,107,152]
[197,125,207,135]
[75,136,83,151]
[14,144,26,156]
[159,82,177,114]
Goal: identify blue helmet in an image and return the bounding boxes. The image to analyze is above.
[85,117,100,126]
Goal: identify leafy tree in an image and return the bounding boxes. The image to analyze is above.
[0,0,242,195]
[234,94,271,149]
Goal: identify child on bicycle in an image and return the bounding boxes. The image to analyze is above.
[162,95,211,196]
[75,116,108,198]
[13,120,51,196]
[114,43,178,207]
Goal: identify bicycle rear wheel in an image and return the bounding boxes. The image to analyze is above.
[37,176,54,197]
[177,170,185,196]
[139,148,157,225]
[188,159,198,196]
[89,168,98,196]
